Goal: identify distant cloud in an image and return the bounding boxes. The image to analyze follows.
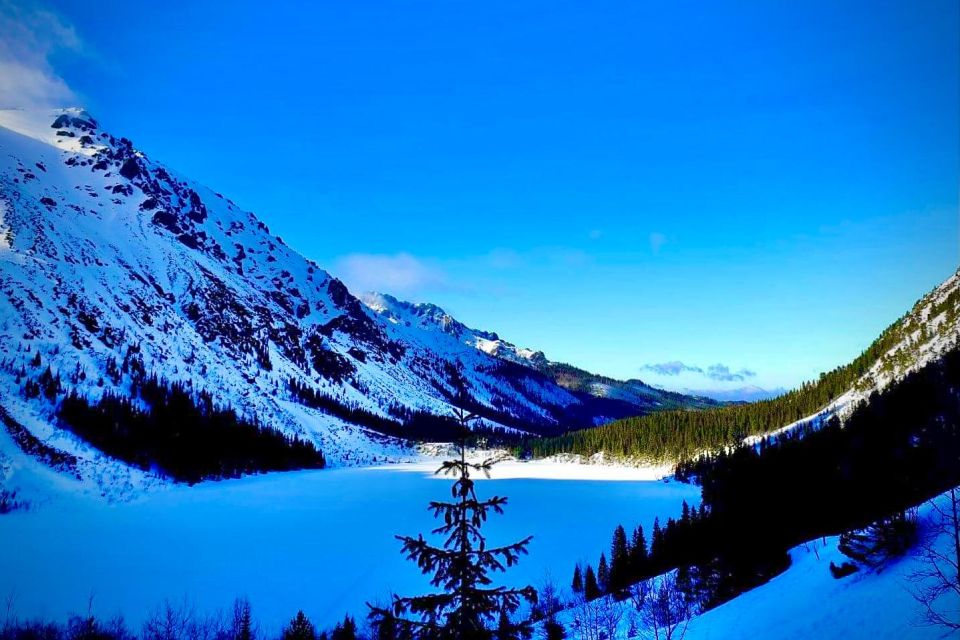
[649,232,667,254]
[704,363,756,382]
[334,252,449,297]
[486,248,524,270]
[0,1,82,108]
[641,361,703,376]
[641,360,757,382]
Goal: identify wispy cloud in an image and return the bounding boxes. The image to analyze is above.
[704,363,756,382]
[334,252,449,297]
[486,248,524,270]
[0,1,83,108]
[641,361,703,376]
[649,231,667,254]
[642,360,757,382]
[332,245,593,301]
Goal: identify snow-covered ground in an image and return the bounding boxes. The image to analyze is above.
[549,491,960,639]
[0,461,698,634]
[683,528,955,639]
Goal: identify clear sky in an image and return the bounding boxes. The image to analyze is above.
[2,0,958,394]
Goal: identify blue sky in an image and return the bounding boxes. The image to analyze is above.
[2,0,957,393]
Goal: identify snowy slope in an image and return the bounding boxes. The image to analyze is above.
[548,491,960,639]
[0,107,704,493]
[680,513,957,639]
[363,292,720,414]
[362,292,548,368]
[823,270,960,423]
[843,269,960,408]
[751,269,960,447]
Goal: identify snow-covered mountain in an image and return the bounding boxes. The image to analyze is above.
[362,292,719,413]
[799,267,960,429]
[681,385,788,403]
[360,292,549,369]
[734,268,960,450]
[844,269,960,404]
[0,107,707,483]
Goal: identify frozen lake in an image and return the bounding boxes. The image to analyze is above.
[0,460,699,633]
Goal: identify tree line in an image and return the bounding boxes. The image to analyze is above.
[528,302,932,462]
[1,598,366,640]
[59,375,326,483]
[289,378,522,446]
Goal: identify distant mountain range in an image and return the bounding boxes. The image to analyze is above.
[679,386,788,403]
[0,107,716,485]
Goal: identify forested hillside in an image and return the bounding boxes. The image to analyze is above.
[573,342,960,615]
[530,271,960,462]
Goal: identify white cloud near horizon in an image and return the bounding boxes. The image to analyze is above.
[705,363,757,382]
[334,252,450,298]
[641,360,757,383]
[333,245,595,300]
[641,361,704,376]
[0,0,82,108]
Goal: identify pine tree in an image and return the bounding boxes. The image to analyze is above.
[571,565,583,594]
[233,598,254,640]
[651,518,664,568]
[675,565,695,611]
[283,612,316,640]
[370,609,406,640]
[596,554,610,594]
[543,619,566,640]
[609,525,630,591]
[494,610,515,640]
[369,405,537,639]
[839,511,916,568]
[330,616,357,640]
[629,525,649,579]
[583,565,600,601]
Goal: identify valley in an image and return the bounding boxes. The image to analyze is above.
[0,105,957,640]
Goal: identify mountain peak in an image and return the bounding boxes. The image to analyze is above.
[0,107,106,156]
[361,292,471,338]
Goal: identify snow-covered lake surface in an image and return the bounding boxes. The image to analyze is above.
[0,460,698,633]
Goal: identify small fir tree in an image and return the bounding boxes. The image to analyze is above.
[596,554,610,594]
[543,619,566,640]
[583,566,600,601]
[630,525,649,579]
[283,611,316,640]
[571,565,583,594]
[233,598,254,640]
[609,525,630,591]
[369,405,536,639]
[330,615,357,640]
